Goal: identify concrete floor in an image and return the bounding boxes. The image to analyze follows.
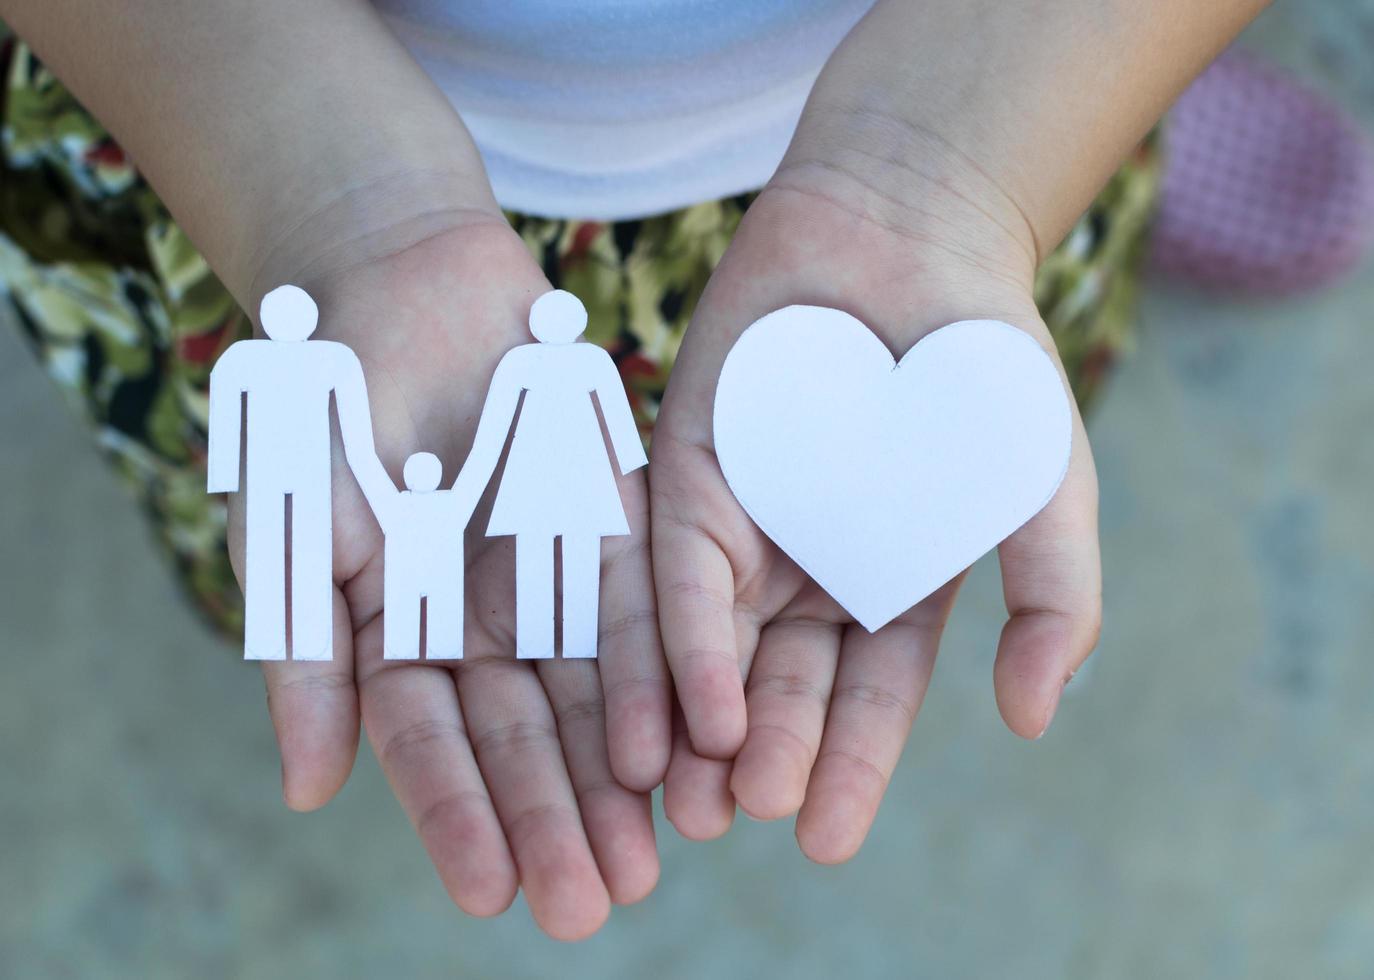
[5,3,1374,978]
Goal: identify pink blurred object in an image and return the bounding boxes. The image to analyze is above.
[1151,51,1374,294]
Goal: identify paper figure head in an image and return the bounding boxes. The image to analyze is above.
[403,452,443,493]
[529,289,587,344]
[260,285,319,342]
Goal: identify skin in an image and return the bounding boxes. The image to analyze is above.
[2,0,1267,938]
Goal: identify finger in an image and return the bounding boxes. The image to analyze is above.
[598,493,672,792]
[994,413,1102,739]
[261,589,360,810]
[796,617,941,865]
[357,651,517,918]
[539,660,660,906]
[662,704,736,840]
[729,618,841,821]
[650,493,748,760]
[457,661,610,941]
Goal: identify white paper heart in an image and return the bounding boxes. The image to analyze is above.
[713,306,1072,632]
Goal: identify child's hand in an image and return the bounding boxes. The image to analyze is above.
[645,0,1270,860]
[229,216,670,940]
[649,179,1102,860]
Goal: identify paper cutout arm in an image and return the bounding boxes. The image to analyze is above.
[592,348,648,475]
[331,344,399,529]
[452,351,524,505]
[206,344,247,493]
[353,451,400,532]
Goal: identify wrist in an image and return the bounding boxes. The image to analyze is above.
[659,181,1051,438]
[242,209,544,433]
[240,164,507,314]
[699,179,1044,353]
[773,102,1040,295]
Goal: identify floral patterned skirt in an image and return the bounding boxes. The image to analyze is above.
[0,34,1161,638]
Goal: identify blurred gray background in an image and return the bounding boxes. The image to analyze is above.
[4,3,1374,977]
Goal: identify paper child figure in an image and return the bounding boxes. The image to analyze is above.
[461,289,648,659]
[207,285,378,661]
[360,451,479,660]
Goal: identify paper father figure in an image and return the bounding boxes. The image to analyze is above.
[713,306,1073,633]
[207,285,379,661]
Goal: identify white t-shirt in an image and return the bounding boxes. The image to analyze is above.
[373,0,875,219]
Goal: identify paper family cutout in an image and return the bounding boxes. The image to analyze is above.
[713,306,1073,632]
[208,286,646,662]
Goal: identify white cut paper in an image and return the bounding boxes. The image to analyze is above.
[454,289,649,659]
[713,306,1073,632]
[207,286,646,663]
[207,285,379,661]
[361,452,472,661]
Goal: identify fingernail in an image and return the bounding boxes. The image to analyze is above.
[1036,681,1069,739]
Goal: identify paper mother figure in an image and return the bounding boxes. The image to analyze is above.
[207,285,379,661]
[458,289,648,659]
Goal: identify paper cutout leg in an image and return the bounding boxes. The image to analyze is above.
[381,569,464,661]
[244,485,287,661]
[425,581,464,660]
[290,484,333,660]
[383,562,421,661]
[516,535,555,659]
[560,535,601,659]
